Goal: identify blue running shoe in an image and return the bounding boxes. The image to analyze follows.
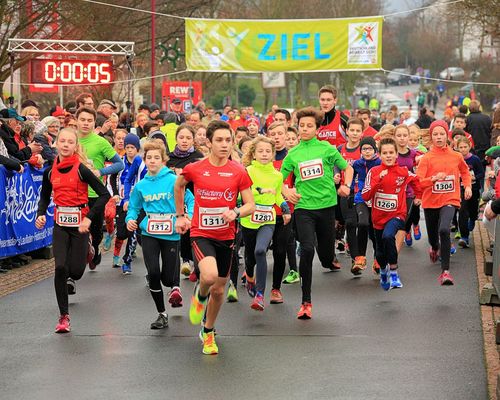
[389,270,403,289]
[246,278,256,298]
[458,237,470,248]
[450,244,456,255]
[103,232,113,251]
[113,255,121,268]
[405,232,413,247]
[122,263,132,275]
[412,225,421,240]
[380,267,390,291]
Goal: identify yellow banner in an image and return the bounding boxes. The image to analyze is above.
[185,17,383,72]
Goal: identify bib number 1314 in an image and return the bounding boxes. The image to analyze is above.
[299,159,324,181]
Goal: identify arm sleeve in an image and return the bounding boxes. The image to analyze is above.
[109,173,119,196]
[181,162,194,182]
[280,154,294,181]
[184,188,195,218]
[274,175,286,207]
[79,164,111,221]
[125,184,142,223]
[37,167,53,217]
[331,147,348,171]
[123,159,140,201]
[458,157,472,187]
[99,153,124,176]
[473,157,485,183]
[415,156,434,188]
[408,172,422,199]
[0,155,22,171]
[361,169,380,202]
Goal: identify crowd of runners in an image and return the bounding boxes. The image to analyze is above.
[1,83,499,355]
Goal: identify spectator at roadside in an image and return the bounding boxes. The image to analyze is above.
[466,100,492,161]
[0,109,42,161]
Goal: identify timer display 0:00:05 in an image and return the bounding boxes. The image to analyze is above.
[44,61,112,83]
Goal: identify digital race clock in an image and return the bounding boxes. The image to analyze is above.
[30,59,113,85]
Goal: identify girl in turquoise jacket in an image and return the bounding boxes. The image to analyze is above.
[126,141,194,330]
[241,137,291,312]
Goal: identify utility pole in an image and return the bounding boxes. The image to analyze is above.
[151,0,156,103]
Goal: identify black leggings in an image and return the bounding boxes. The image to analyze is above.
[88,197,104,258]
[272,215,292,290]
[355,203,376,257]
[229,225,242,286]
[458,189,480,239]
[294,206,336,303]
[424,206,457,271]
[53,224,89,315]
[405,201,421,232]
[142,235,180,313]
[339,195,360,259]
[286,215,297,271]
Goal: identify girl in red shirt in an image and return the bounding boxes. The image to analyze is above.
[362,138,421,291]
[36,128,110,333]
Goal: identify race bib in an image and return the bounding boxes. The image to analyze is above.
[199,207,229,229]
[432,176,455,193]
[55,207,81,227]
[374,193,398,211]
[251,204,274,224]
[299,159,324,181]
[147,213,173,235]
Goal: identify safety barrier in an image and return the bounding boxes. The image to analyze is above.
[0,164,53,258]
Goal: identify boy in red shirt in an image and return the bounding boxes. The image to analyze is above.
[362,138,421,290]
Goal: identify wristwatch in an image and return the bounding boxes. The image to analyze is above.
[233,207,240,218]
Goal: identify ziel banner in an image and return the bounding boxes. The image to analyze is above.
[0,165,53,258]
[185,17,383,72]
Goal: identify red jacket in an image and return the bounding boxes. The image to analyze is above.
[361,164,422,230]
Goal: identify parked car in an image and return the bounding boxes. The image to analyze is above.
[368,82,386,98]
[439,67,465,80]
[387,68,411,85]
[354,81,369,96]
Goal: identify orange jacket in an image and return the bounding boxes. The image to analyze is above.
[416,146,471,208]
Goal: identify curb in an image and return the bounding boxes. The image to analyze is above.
[0,258,54,298]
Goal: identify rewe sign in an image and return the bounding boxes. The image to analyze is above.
[162,81,202,112]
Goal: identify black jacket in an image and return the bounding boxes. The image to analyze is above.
[466,111,492,156]
[0,122,32,161]
[416,114,432,129]
[0,154,22,172]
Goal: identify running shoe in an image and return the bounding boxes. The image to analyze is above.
[450,244,457,255]
[351,256,366,275]
[201,330,219,355]
[413,225,421,240]
[168,286,183,307]
[282,270,300,284]
[241,271,247,286]
[226,281,238,303]
[246,276,256,298]
[188,270,198,282]
[438,270,454,286]
[67,278,76,295]
[88,251,101,271]
[380,266,390,291]
[180,261,191,277]
[336,239,346,253]
[189,286,207,325]
[429,247,439,263]
[372,260,380,275]
[330,256,342,271]
[103,232,113,251]
[450,225,457,232]
[55,314,71,333]
[405,232,413,247]
[297,302,312,320]
[389,270,403,289]
[150,313,168,329]
[112,255,121,268]
[458,237,470,248]
[251,292,265,311]
[454,231,461,240]
[122,263,132,275]
[270,289,284,304]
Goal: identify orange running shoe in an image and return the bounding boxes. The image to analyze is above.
[297,302,312,320]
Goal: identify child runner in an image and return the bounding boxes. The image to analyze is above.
[456,137,484,247]
[336,118,364,274]
[115,134,147,274]
[36,128,110,333]
[416,120,472,285]
[266,122,298,292]
[286,126,299,150]
[352,136,381,274]
[175,120,255,355]
[362,138,421,290]
[126,141,194,329]
[241,136,291,310]
[281,107,353,319]
[392,124,419,249]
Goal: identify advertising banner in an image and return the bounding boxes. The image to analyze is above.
[162,81,203,112]
[186,17,383,72]
[0,165,53,258]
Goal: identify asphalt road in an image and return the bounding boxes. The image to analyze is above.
[0,224,487,400]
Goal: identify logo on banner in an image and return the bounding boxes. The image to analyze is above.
[347,23,379,65]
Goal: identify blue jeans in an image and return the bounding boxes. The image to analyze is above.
[374,218,405,268]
